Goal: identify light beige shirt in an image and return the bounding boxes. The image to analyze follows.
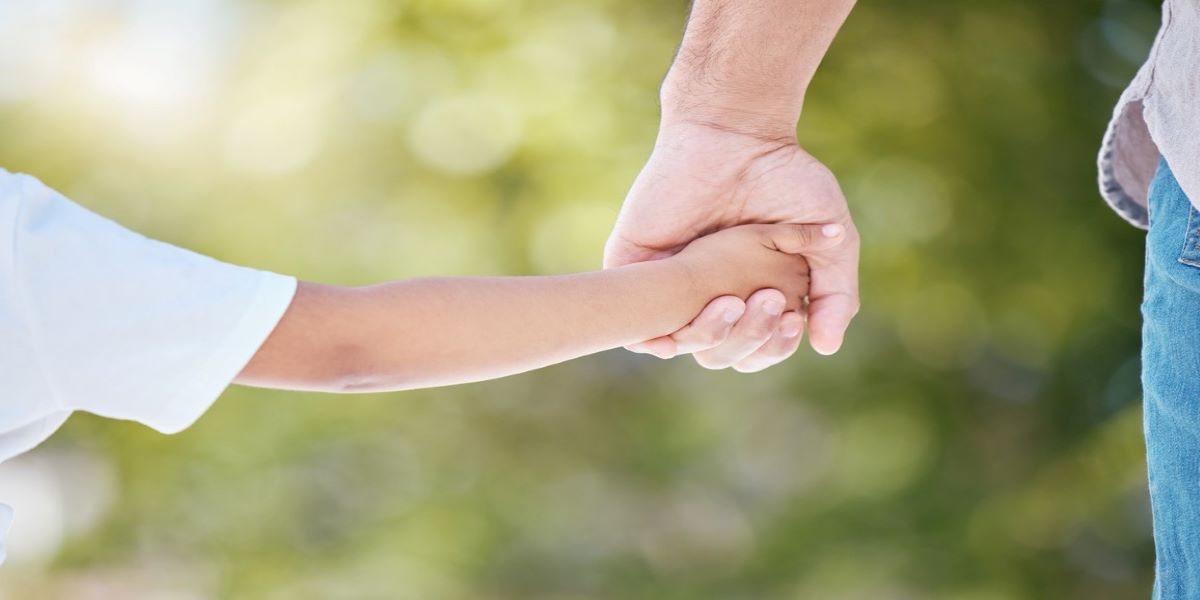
[1100,0,1200,229]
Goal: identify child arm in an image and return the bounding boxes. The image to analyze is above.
[235,223,841,392]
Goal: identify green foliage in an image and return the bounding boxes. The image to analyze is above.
[0,0,1161,597]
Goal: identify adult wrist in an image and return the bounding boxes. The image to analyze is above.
[659,77,802,143]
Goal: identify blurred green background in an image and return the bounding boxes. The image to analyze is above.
[0,0,1160,598]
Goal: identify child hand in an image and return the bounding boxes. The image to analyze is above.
[671,223,844,313]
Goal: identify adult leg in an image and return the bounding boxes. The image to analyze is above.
[1142,157,1200,598]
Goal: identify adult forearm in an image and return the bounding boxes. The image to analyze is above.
[662,0,856,137]
[237,262,704,393]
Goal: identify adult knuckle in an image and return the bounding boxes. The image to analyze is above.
[793,228,812,248]
[710,327,733,347]
[693,328,720,347]
[743,321,775,340]
[736,352,780,372]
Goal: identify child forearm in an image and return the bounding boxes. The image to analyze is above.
[236,260,707,392]
[237,222,834,393]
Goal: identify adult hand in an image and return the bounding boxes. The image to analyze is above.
[603,122,860,371]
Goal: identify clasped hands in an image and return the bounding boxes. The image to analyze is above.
[604,122,861,372]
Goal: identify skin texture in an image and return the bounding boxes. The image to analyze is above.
[605,0,860,370]
[236,223,843,393]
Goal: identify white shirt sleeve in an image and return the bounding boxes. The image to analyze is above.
[0,171,296,566]
[7,169,297,435]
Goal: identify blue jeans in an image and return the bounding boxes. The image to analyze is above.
[1144,157,1200,598]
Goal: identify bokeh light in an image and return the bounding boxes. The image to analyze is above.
[0,0,1159,597]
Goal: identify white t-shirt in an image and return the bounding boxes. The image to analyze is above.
[0,169,297,565]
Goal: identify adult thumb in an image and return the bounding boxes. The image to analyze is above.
[761,222,846,255]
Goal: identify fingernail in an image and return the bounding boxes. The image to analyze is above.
[722,307,744,323]
[780,323,802,338]
[763,300,784,316]
[821,224,843,238]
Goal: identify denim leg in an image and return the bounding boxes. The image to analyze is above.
[1143,157,1200,598]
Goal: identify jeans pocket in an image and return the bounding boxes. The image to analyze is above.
[1152,157,1200,270]
[1180,206,1200,269]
